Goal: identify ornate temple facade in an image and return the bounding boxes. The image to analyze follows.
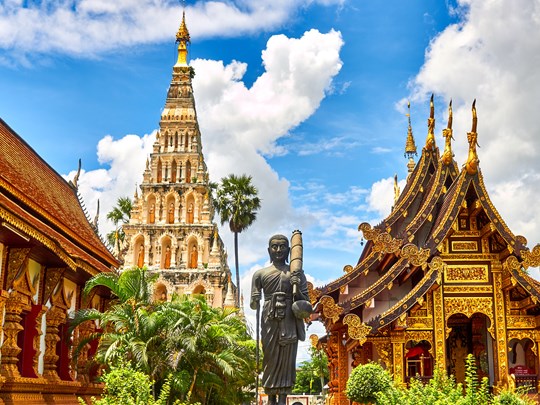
[310,98,540,404]
[0,118,119,403]
[122,14,234,308]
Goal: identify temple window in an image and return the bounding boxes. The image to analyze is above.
[405,340,433,384]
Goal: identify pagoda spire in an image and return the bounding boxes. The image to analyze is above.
[175,10,191,67]
[465,99,480,175]
[441,100,454,166]
[424,94,436,151]
[404,101,417,173]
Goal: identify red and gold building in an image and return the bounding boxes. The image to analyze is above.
[311,99,540,404]
[0,118,119,403]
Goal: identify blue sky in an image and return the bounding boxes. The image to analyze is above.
[2,0,540,361]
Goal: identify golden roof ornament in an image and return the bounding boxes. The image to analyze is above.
[464,99,480,175]
[404,101,417,173]
[175,11,191,67]
[425,94,436,151]
[393,173,400,205]
[441,99,454,166]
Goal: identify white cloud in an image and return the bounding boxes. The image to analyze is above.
[0,0,346,59]
[70,29,344,266]
[409,0,540,247]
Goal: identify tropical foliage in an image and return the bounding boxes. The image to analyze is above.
[293,346,329,395]
[350,354,536,405]
[106,196,133,247]
[71,267,257,404]
[212,174,261,307]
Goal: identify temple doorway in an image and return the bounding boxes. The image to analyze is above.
[405,340,433,384]
[446,313,494,385]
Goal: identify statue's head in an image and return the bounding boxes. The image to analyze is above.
[268,234,289,265]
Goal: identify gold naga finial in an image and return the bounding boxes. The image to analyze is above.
[175,10,191,67]
[425,93,436,151]
[393,174,400,205]
[441,99,454,166]
[404,101,417,173]
[465,99,480,175]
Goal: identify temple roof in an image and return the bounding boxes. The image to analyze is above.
[314,99,538,338]
[0,118,119,273]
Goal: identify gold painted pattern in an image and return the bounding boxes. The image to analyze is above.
[522,244,540,269]
[445,265,489,283]
[506,316,536,329]
[493,271,509,385]
[507,330,537,356]
[451,241,478,251]
[405,330,434,356]
[444,285,492,294]
[407,317,434,329]
[433,286,446,371]
[373,341,393,372]
[444,296,495,339]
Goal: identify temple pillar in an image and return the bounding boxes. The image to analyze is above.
[433,285,447,371]
[492,266,509,387]
[391,332,406,384]
[336,331,349,405]
[43,305,66,381]
[0,292,31,379]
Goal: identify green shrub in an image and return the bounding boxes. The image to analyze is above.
[493,387,536,405]
[345,362,394,404]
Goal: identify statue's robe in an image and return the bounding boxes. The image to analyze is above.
[251,265,309,395]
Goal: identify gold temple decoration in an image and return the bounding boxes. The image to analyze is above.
[400,243,430,269]
[372,232,402,256]
[309,334,319,348]
[441,100,454,166]
[465,99,480,175]
[425,94,436,151]
[343,264,353,274]
[404,101,418,173]
[343,314,372,345]
[444,296,495,339]
[507,330,537,356]
[307,281,321,304]
[393,174,400,205]
[521,244,540,269]
[320,295,344,323]
[358,222,381,241]
[175,11,191,67]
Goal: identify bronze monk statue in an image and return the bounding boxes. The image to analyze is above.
[251,232,312,405]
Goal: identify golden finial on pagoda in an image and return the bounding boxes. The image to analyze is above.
[175,10,191,67]
[425,94,436,151]
[134,183,139,199]
[464,99,480,175]
[441,99,454,166]
[404,101,417,173]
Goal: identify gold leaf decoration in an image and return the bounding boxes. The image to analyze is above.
[319,295,343,324]
[343,314,372,345]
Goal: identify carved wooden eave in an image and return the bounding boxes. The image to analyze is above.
[384,146,439,233]
[367,256,445,333]
[505,253,540,305]
[404,159,459,244]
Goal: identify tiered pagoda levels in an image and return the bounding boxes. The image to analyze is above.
[122,13,234,308]
[310,97,540,405]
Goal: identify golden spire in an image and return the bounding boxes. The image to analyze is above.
[425,94,436,151]
[441,99,454,166]
[464,99,480,175]
[404,101,417,173]
[175,11,191,67]
[134,183,139,199]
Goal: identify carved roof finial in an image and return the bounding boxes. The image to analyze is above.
[393,174,400,205]
[441,99,454,166]
[465,99,480,175]
[92,199,100,229]
[425,94,436,151]
[175,10,191,67]
[404,101,418,171]
[69,158,82,190]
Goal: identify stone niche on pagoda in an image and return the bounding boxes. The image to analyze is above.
[310,97,540,405]
[122,13,234,309]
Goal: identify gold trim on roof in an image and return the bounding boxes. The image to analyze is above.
[465,100,480,175]
[343,314,372,345]
[441,100,454,166]
[425,94,436,151]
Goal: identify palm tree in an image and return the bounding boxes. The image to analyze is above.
[106,196,133,247]
[213,174,261,307]
[163,295,256,404]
